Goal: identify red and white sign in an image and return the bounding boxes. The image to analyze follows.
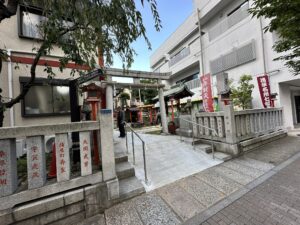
[257,75,271,108]
[201,73,214,112]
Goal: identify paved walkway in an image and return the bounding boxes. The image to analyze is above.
[114,131,222,191]
[199,156,300,225]
[80,135,300,225]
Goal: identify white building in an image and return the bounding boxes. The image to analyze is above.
[0,4,85,128]
[150,0,300,130]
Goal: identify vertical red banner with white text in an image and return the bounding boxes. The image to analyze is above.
[257,75,271,108]
[201,73,214,112]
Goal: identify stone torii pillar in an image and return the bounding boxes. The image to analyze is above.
[106,76,114,111]
[159,87,168,134]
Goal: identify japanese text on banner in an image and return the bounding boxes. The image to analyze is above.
[201,73,214,112]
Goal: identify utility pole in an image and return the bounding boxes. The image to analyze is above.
[197,8,205,76]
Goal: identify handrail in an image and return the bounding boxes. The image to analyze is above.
[124,122,149,185]
[179,117,217,159]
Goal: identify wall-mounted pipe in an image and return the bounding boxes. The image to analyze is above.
[7,49,15,127]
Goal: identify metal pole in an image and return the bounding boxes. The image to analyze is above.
[131,131,135,165]
[180,118,183,142]
[125,127,128,154]
[142,141,148,184]
[197,9,205,75]
[193,132,195,150]
[259,17,267,74]
[211,134,215,159]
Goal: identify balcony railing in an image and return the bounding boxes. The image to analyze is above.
[184,78,201,90]
[169,47,190,67]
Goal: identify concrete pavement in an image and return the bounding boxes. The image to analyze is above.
[198,154,300,225]
[122,132,222,191]
[79,135,300,225]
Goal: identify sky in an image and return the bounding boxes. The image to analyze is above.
[112,0,194,72]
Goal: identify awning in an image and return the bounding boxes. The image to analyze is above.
[153,84,194,102]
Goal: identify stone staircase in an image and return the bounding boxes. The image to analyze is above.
[193,140,232,161]
[114,152,145,202]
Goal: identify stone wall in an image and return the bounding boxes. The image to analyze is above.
[0,110,119,224]
[0,182,109,225]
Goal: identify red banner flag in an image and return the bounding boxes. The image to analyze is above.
[257,75,271,108]
[201,73,214,112]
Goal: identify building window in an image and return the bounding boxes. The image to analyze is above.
[169,47,190,67]
[19,5,46,39]
[208,1,250,41]
[227,1,249,17]
[176,73,199,84]
[20,78,71,117]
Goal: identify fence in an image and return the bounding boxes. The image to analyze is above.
[193,106,284,148]
[0,109,117,210]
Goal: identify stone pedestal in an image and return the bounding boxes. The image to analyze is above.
[99,109,116,181]
[0,139,17,197]
[106,178,119,200]
[79,132,92,176]
[55,134,70,182]
[224,105,237,144]
[26,136,46,189]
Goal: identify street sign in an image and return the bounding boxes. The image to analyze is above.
[77,69,103,84]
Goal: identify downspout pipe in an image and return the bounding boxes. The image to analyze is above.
[7,49,15,127]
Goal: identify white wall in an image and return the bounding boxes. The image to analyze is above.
[151,0,300,129]
[0,10,80,127]
[150,13,198,68]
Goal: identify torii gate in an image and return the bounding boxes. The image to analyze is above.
[66,68,170,166]
[82,67,171,134]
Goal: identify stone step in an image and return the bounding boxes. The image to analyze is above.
[115,152,128,163]
[211,152,232,161]
[193,139,205,145]
[118,176,145,202]
[175,128,193,137]
[116,161,135,180]
[194,143,212,153]
[76,214,105,225]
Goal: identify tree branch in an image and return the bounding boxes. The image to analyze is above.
[4,42,47,108]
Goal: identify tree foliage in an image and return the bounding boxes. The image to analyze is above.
[119,92,130,107]
[230,74,254,110]
[131,79,158,104]
[0,0,161,126]
[249,0,300,74]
